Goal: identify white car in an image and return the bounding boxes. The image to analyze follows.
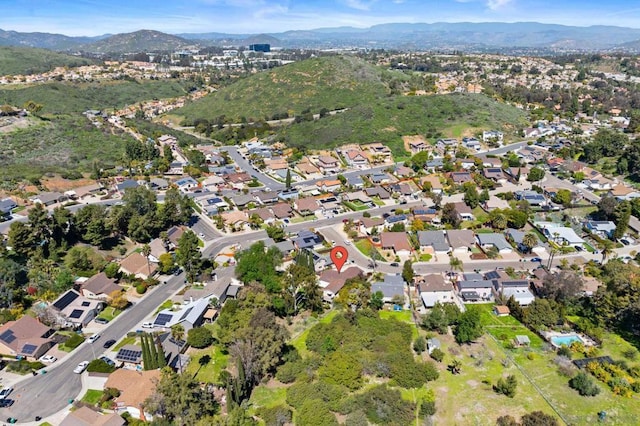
[73,361,89,374]
[0,387,13,400]
[88,334,100,343]
[39,355,57,363]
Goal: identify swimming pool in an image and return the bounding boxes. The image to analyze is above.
[550,334,584,347]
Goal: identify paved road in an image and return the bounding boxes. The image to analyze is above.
[221,146,285,190]
[0,272,189,421]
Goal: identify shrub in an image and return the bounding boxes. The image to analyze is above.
[136,284,147,294]
[256,405,292,426]
[430,348,445,362]
[62,333,85,350]
[186,327,214,349]
[557,345,572,358]
[7,360,45,374]
[420,400,436,416]
[276,360,305,384]
[494,374,517,398]
[413,336,426,354]
[623,348,638,360]
[87,359,116,374]
[569,372,600,396]
[520,412,559,426]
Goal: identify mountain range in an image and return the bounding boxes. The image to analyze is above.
[2,22,640,53]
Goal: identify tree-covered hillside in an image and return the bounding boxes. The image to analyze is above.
[0,46,94,76]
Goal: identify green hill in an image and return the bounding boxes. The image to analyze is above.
[0,46,94,76]
[176,55,408,123]
[0,79,191,114]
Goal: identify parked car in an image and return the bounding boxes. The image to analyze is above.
[94,317,109,325]
[531,257,542,262]
[73,361,89,374]
[99,356,116,367]
[0,387,13,400]
[390,262,400,267]
[142,322,154,329]
[88,334,101,344]
[103,339,116,349]
[39,355,57,363]
[0,399,13,407]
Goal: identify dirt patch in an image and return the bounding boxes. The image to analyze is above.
[466,379,480,388]
[0,116,35,134]
[402,135,427,153]
[381,126,396,132]
[42,175,95,192]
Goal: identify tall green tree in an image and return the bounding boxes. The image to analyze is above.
[175,230,203,284]
[454,308,483,344]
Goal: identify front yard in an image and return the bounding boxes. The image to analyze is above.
[184,345,229,384]
[96,307,122,322]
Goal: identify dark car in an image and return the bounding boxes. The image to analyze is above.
[99,356,116,367]
[390,262,400,267]
[102,339,116,349]
[531,257,542,262]
[0,399,13,408]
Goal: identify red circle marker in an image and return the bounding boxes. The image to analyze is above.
[330,246,349,273]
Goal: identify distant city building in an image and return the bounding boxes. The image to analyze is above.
[249,44,271,53]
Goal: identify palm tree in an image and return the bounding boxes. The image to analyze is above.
[171,324,186,373]
[600,239,615,263]
[522,233,538,253]
[142,244,151,277]
[492,213,507,230]
[449,256,463,273]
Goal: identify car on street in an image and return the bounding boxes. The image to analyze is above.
[103,339,116,349]
[345,240,351,245]
[142,322,154,328]
[575,246,584,252]
[0,399,13,407]
[88,334,101,343]
[390,262,400,267]
[39,355,57,363]
[198,232,205,238]
[73,361,89,374]
[94,317,109,325]
[0,387,13,400]
[531,257,542,262]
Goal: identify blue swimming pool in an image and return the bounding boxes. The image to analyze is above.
[550,334,584,347]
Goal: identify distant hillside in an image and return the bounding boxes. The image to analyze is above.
[175,56,407,122]
[0,28,102,50]
[0,46,94,76]
[77,30,198,53]
[0,79,190,114]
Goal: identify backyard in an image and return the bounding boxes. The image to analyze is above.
[184,344,229,384]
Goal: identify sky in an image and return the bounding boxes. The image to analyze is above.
[2,0,640,36]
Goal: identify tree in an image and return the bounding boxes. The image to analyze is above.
[108,290,128,310]
[187,327,214,348]
[597,195,617,221]
[520,411,559,426]
[449,256,463,273]
[442,203,461,228]
[454,308,483,344]
[496,415,519,426]
[614,201,631,239]
[142,243,152,277]
[522,233,538,253]
[413,336,426,354]
[402,260,414,284]
[553,189,572,208]
[285,168,292,189]
[158,253,175,274]
[494,374,517,397]
[265,224,285,242]
[370,291,384,310]
[175,230,202,284]
[491,213,508,230]
[527,167,545,182]
[23,100,43,116]
[540,271,583,302]
[462,182,480,208]
[600,239,615,262]
[144,368,218,423]
[569,371,600,396]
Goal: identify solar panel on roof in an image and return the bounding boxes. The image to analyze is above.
[81,301,90,307]
[69,309,84,319]
[53,291,79,310]
[154,313,173,326]
[22,344,37,355]
[116,348,142,362]
[0,330,15,344]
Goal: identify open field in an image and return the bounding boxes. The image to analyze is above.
[0,46,94,76]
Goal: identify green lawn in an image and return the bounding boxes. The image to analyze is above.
[96,307,122,322]
[475,303,545,348]
[371,197,385,206]
[80,389,103,405]
[184,345,229,384]
[248,386,288,415]
[155,299,175,314]
[355,238,373,256]
[418,253,433,262]
[58,332,85,352]
[113,335,137,351]
[342,200,369,211]
[291,311,339,357]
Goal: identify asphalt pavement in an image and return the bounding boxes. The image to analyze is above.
[0,272,189,421]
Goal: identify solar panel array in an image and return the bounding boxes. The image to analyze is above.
[116,348,142,362]
[22,344,37,355]
[53,291,79,310]
[0,330,15,344]
[69,309,84,319]
[154,313,173,326]
[81,301,91,307]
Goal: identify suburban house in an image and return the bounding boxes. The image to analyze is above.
[476,233,513,254]
[347,175,364,189]
[29,191,66,206]
[458,158,476,170]
[296,160,320,176]
[151,297,211,331]
[293,230,324,250]
[105,369,161,421]
[417,231,450,255]
[515,190,547,207]
[316,179,341,193]
[359,216,385,235]
[226,172,252,189]
[412,208,441,225]
[316,156,341,175]
[453,202,475,221]
[409,140,429,154]
[483,196,510,212]
[416,274,457,308]
[0,315,55,360]
[294,198,320,216]
[486,271,536,306]
[254,191,279,205]
[362,143,393,162]
[220,210,249,229]
[385,214,409,229]
[609,184,640,201]
[451,172,473,185]
[115,179,139,195]
[81,272,124,300]
[320,267,363,302]
[536,222,585,247]
[446,230,476,253]
[365,186,391,200]
[505,167,530,183]
[174,176,199,193]
[166,226,185,249]
[457,278,494,302]
[483,168,507,183]
[420,175,443,194]
[463,137,482,151]
[506,228,545,254]
[482,130,504,143]
[52,289,103,327]
[60,406,125,426]
[64,183,104,200]
[119,252,157,280]
[343,149,369,169]
[148,177,169,191]
[371,274,406,305]
[0,198,17,217]
[585,221,617,239]
[436,138,458,152]
[380,232,413,257]
[231,194,255,209]
[370,173,391,184]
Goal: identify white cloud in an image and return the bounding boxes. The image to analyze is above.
[341,0,376,11]
[487,0,512,10]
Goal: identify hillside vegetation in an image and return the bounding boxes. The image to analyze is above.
[0,79,190,114]
[176,55,408,122]
[0,46,94,76]
[176,56,527,155]
[0,115,134,184]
